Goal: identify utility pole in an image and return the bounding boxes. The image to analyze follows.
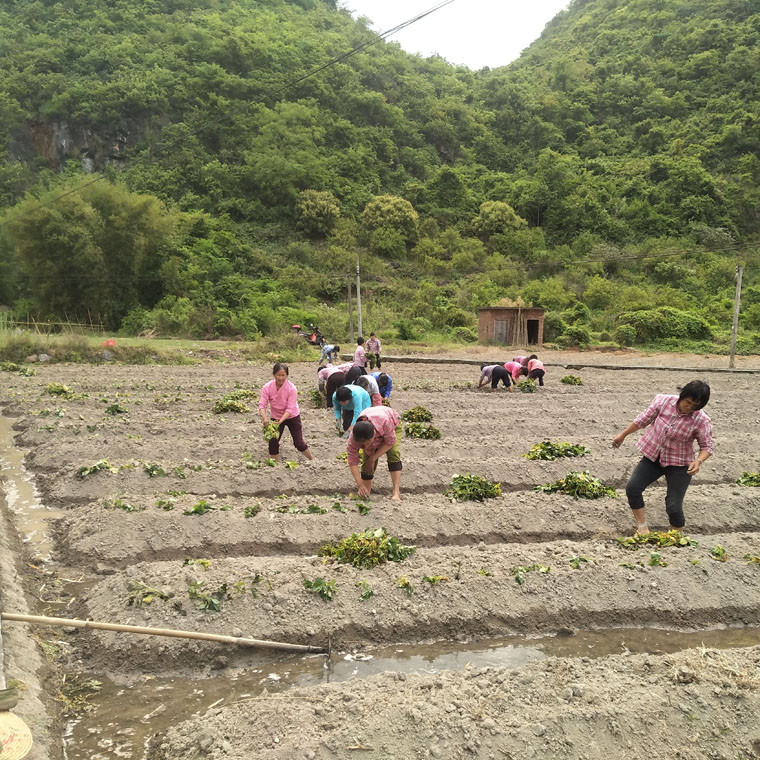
[347,273,354,344]
[729,264,743,369]
[355,255,363,338]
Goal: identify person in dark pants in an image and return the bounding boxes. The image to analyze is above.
[324,370,346,409]
[257,362,314,462]
[612,380,713,535]
[345,365,367,384]
[526,357,545,386]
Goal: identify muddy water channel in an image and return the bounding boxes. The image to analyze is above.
[66,626,760,759]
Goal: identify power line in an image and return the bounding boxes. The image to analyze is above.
[0,0,457,229]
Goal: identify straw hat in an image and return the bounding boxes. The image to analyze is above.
[0,712,33,760]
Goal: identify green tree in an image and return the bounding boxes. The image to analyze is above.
[295,189,341,237]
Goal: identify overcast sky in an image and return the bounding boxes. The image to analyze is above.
[340,0,571,70]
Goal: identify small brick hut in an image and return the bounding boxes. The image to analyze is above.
[478,306,545,346]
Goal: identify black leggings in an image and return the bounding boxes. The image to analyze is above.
[625,456,692,528]
[491,366,511,388]
[528,368,545,386]
[269,416,309,455]
[325,372,346,408]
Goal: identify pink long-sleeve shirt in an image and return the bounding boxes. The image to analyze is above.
[354,345,367,367]
[634,394,713,467]
[504,361,524,382]
[258,379,300,420]
[346,406,400,466]
[527,359,544,373]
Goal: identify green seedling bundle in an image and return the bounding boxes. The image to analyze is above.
[404,422,441,440]
[318,528,416,568]
[737,472,760,487]
[617,530,697,550]
[536,471,616,499]
[401,405,433,423]
[212,389,256,414]
[516,379,536,393]
[445,473,501,502]
[524,441,589,461]
[263,422,280,441]
[560,375,583,385]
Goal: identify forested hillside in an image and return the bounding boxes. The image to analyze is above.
[0,0,758,351]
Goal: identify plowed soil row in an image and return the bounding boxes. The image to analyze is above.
[1,357,759,759]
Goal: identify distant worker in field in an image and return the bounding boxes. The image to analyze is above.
[345,365,368,385]
[318,364,342,393]
[354,374,383,406]
[513,355,528,366]
[612,380,713,535]
[504,360,528,385]
[354,336,367,368]
[365,332,382,369]
[526,355,546,386]
[372,371,393,400]
[346,405,402,500]
[258,363,314,462]
[333,384,372,437]
[324,367,347,408]
[318,343,340,367]
[478,363,512,391]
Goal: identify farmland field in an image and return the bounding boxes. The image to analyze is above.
[1,356,759,759]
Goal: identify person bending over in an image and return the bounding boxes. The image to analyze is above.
[333,384,372,437]
[346,406,402,500]
[354,375,383,406]
[318,344,340,367]
[612,380,713,535]
[372,371,393,400]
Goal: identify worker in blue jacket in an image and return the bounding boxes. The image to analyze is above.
[333,384,372,438]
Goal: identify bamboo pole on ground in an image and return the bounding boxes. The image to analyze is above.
[1,613,327,654]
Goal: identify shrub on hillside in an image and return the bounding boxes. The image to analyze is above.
[617,307,712,342]
[543,312,567,342]
[558,324,591,347]
[614,324,636,346]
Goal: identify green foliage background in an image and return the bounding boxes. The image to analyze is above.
[0,0,758,350]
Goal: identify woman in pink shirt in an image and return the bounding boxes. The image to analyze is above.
[258,363,313,461]
[527,357,545,386]
[504,361,527,385]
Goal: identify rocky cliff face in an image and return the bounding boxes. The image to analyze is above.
[10,116,166,171]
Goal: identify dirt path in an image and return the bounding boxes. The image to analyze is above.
[1,354,759,758]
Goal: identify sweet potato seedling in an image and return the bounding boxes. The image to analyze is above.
[263,422,280,441]
[188,580,230,611]
[445,473,501,502]
[105,402,128,415]
[183,499,216,516]
[332,501,348,513]
[524,441,589,461]
[143,462,167,477]
[744,554,760,565]
[560,375,583,385]
[127,580,170,607]
[422,575,448,585]
[76,460,118,479]
[649,552,668,567]
[711,545,728,562]
[401,405,433,423]
[568,556,594,569]
[477,568,492,577]
[284,460,299,470]
[511,564,550,585]
[309,389,325,408]
[319,528,416,568]
[356,502,371,516]
[356,580,374,601]
[244,503,262,518]
[104,497,143,513]
[396,576,413,596]
[536,471,616,499]
[736,472,760,487]
[303,577,336,601]
[183,558,210,570]
[336,451,348,462]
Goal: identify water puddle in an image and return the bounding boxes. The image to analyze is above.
[64,625,760,759]
[0,415,66,563]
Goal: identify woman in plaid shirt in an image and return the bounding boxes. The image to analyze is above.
[612,380,713,535]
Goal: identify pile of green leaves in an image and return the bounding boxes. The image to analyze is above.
[0,362,33,375]
[617,530,697,550]
[737,472,760,487]
[76,460,117,478]
[212,396,250,414]
[511,564,550,584]
[524,441,589,460]
[303,577,336,601]
[404,422,441,440]
[105,402,128,415]
[309,389,325,408]
[401,406,433,423]
[560,375,583,385]
[445,473,502,502]
[318,528,416,568]
[535,471,616,499]
[46,382,74,397]
[516,380,536,393]
[263,422,280,441]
